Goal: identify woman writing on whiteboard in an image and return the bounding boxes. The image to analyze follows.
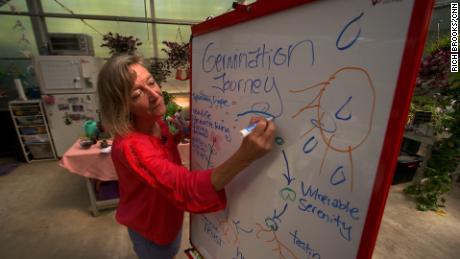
[97,53,276,259]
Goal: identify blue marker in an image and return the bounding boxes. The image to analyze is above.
[240,117,274,137]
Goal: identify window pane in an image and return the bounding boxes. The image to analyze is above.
[154,0,235,21]
[46,18,154,58]
[426,5,451,45]
[42,0,151,17]
[0,16,38,58]
[0,0,27,12]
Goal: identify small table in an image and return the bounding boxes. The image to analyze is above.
[59,139,118,216]
[59,139,190,216]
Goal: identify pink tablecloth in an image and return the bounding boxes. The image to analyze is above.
[59,140,190,181]
[59,140,117,181]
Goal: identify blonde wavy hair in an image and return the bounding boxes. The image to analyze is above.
[97,53,143,136]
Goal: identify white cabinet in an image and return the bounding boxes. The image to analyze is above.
[9,100,57,163]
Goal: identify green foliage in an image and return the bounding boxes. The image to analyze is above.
[149,58,171,85]
[161,41,190,69]
[162,90,174,107]
[100,32,142,54]
[166,102,181,117]
[409,95,454,135]
[426,37,451,54]
[404,37,460,212]
[161,91,182,134]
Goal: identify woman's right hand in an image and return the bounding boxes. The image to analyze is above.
[236,116,276,164]
[211,117,276,191]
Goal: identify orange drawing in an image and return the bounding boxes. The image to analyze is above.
[255,223,298,259]
[291,66,376,191]
[217,217,240,245]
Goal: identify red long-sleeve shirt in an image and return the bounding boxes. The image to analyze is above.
[111,121,227,244]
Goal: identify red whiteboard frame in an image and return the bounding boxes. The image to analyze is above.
[190,0,434,258]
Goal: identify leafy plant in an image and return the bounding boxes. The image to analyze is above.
[149,58,171,85]
[161,90,184,135]
[414,46,450,97]
[408,95,453,135]
[162,90,174,107]
[100,32,142,54]
[161,41,190,69]
[404,38,460,211]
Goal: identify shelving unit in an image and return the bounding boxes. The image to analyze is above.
[9,100,57,163]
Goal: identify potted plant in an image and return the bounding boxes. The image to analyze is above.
[100,32,142,54]
[162,41,190,81]
[149,58,171,85]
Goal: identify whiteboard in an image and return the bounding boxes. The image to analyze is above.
[190,0,433,258]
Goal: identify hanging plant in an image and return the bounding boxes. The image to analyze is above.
[100,32,142,54]
[162,41,190,81]
[149,58,171,85]
[162,41,189,69]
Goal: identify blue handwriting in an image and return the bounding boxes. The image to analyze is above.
[336,12,364,51]
[232,220,254,234]
[335,96,353,121]
[303,135,319,154]
[310,117,337,133]
[300,182,360,220]
[192,108,212,120]
[192,91,230,109]
[192,108,232,142]
[273,203,288,222]
[201,40,314,73]
[210,74,283,118]
[290,230,321,258]
[298,198,353,241]
[281,149,295,185]
[192,124,209,139]
[201,216,223,247]
[191,136,208,161]
[232,246,245,259]
[330,166,346,186]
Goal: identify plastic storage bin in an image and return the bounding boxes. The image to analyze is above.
[22,134,49,143]
[27,143,54,159]
[12,106,40,116]
[16,116,44,125]
[19,126,47,135]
